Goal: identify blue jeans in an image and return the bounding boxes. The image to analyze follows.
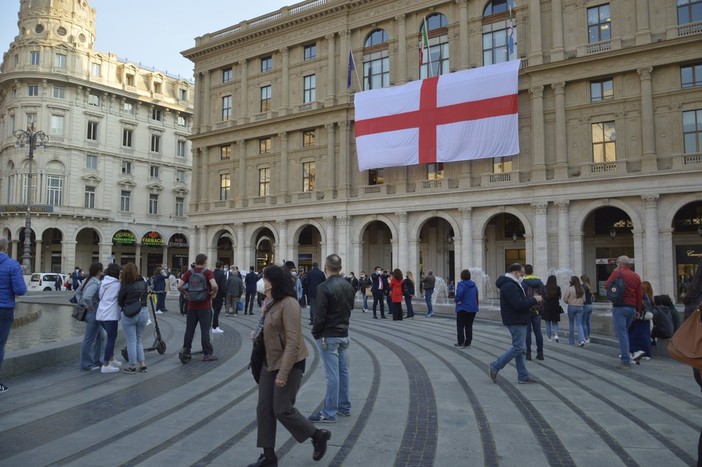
[582,304,593,339]
[317,336,351,419]
[612,306,636,364]
[491,324,529,382]
[525,314,543,353]
[80,311,105,370]
[98,320,119,365]
[155,291,167,311]
[0,307,14,373]
[122,308,148,366]
[567,305,585,345]
[362,292,369,310]
[545,321,559,339]
[425,289,434,315]
[405,296,414,318]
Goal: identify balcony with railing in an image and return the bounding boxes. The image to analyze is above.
[481,171,521,186]
[577,38,621,57]
[667,20,702,39]
[672,152,702,170]
[357,184,395,198]
[580,160,626,177]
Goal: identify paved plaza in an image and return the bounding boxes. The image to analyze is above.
[0,296,699,467]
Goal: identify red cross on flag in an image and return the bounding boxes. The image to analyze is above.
[354,60,520,171]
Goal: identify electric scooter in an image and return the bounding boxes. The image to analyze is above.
[121,291,167,360]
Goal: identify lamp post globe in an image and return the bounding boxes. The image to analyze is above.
[14,125,48,275]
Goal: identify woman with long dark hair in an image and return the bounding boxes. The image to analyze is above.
[403,272,415,319]
[580,275,594,344]
[118,263,149,374]
[389,268,404,321]
[248,264,330,467]
[563,276,586,346]
[78,262,105,371]
[542,275,562,342]
[96,263,122,373]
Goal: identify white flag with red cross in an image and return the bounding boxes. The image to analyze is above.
[354,60,520,171]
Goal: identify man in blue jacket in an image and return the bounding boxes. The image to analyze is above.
[0,239,27,392]
[306,262,327,325]
[489,263,542,385]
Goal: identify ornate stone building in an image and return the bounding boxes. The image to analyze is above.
[183,0,702,301]
[0,0,194,275]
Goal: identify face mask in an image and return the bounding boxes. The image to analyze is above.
[291,271,297,276]
[517,275,524,283]
[256,278,265,294]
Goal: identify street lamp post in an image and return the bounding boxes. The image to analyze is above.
[14,124,48,274]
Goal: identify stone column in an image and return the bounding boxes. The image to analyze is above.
[194,73,203,129]
[460,208,473,269]
[337,216,350,263]
[62,240,76,271]
[642,194,660,293]
[11,239,19,260]
[409,240,420,280]
[552,82,568,179]
[200,147,209,208]
[396,212,408,272]
[352,241,362,277]
[528,0,543,65]
[324,216,336,259]
[555,201,570,270]
[572,232,584,277]
[530,86,546,181]
[457,0,469,70]
[326,33,336,104]
[235,222,246,269]
[99,242,112,265]
[202,70,211,128]
[338,121,350,197]
[551,0,564,61]
[162,245,169,269]
[395,14,407,83]
[660,228,675,298]
[635,0,651,45]
[632,228,644,279]
[638,67,657,171]
[34,239,42,272]
[135,243,142,272]
[277,219,288,263]
[239,59,248,122]
[532,202,548,275]
[279,132,289,202]
[237,139,247,206]
[339,30,350,99]
[280,47,289,112]
[325,123,336,197]
[192,148,202,210]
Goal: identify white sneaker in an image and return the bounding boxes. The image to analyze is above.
[547,336,552,342]
[101,365,119,373]
[147,318,152,326]
[554,336,559,343]
[584,338,591,344]
[212,327,224,334]
[155,310,163,314]
[110,359,123,368]
[632,350,645,362]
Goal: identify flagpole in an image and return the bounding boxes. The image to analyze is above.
[423,16,433,78]
[352,52,362,90]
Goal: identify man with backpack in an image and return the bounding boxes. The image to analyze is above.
[604,255,643,369]
[176,254,219,362]
[522,264,546,361]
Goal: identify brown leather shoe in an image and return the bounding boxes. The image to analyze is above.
[312,429,331,461]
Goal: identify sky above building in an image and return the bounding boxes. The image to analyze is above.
[0,0,292,80]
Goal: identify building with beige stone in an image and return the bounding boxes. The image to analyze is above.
[0,0,194,276]
[183,0,702,301]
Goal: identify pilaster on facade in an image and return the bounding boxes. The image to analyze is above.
[554,200,571,270]
[280,47,290,113]
[530,85,546,181]
[325,34,336,106]
[396,212,409,272]
[551,82,568,179]
[528,0,543,66]
[325,123,336,198]
[642,194,660,292]
[635,0,652,45]
[531,202,549,275]
[550,0,565,61]
[324,216,336,259]
[395,14,407,83]
[637,66,657,172]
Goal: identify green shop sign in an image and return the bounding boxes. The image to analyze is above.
[113,230,136,245]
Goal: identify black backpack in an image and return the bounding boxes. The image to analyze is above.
[188,268,209,302]
[606,270,626,306]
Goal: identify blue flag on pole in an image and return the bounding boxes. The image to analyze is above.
[347,50,356,89]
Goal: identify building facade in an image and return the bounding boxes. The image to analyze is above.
[0,0,194,276]
[183,0,702,301]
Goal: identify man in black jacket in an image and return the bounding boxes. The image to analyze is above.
[306,262,326,325]
[488,263,542,384]
[309,254,355,423]
[244,266,258,315]
[371,266,388,319]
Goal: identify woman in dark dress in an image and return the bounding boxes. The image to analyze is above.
[542,275,562,343]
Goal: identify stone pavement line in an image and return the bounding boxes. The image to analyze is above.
[0,313,241,464]
[352,331,439,467]
[184,326,320,466]
[366,316,698,466]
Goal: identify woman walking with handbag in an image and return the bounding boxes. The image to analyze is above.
[563,276,586,346]
[78,262,105,371]
[118,263,149,374]
[97,263,122,373]
[248,264,330,467]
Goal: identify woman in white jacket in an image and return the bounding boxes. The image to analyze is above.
[96,263,122,373]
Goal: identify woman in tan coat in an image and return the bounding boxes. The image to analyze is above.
[248,264,331,467]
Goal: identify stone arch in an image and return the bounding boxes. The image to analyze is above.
[474,205,533,238]
[410,210,460,241]
[663,192,702,229]
[289,219,327,246]
[572,198,642,233]
[248,222,279,247]
[352,214,398,243]
[210,226,236,249]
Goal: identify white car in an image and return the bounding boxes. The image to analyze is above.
[28,272,66,292]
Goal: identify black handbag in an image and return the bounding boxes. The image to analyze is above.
[249,332,266,384]
[72,305,87,322]
[122,298,142,317]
